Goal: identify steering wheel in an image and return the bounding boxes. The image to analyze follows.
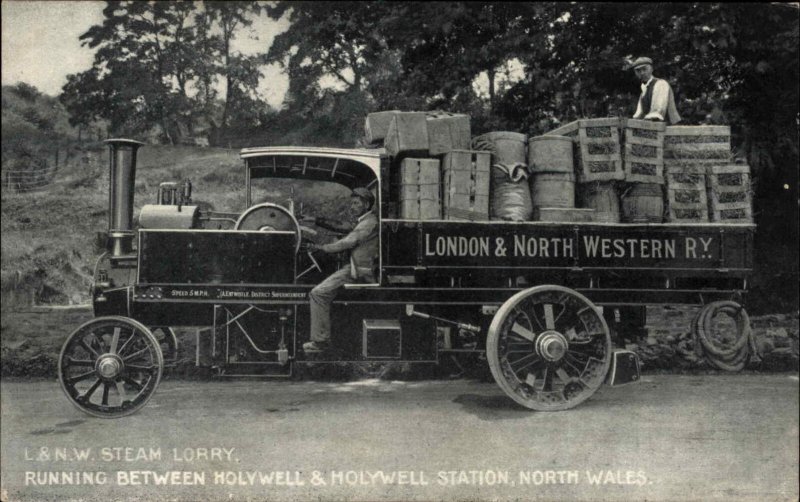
[234,203,302,254]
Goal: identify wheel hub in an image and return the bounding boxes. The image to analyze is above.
[536,331,569,362]
[96,355,123,379]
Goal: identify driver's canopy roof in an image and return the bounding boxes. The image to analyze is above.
[240,147,382,191]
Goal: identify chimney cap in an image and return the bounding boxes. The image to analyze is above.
[105,138,145,148]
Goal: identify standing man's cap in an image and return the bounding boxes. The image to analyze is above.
[351,187,375,208]
[631,57,653,69]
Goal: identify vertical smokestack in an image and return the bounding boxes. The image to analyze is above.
[105,138,144,257]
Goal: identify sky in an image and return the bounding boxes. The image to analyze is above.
[1,0,290,107]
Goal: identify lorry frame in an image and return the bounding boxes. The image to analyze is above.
[57,140,754,417]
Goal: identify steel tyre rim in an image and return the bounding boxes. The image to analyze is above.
[487,285,611,411]
[58,316,163,418]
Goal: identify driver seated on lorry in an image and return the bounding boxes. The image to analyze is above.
[302,187,378,353]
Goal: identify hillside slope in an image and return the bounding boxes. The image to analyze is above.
[1,143,350,310]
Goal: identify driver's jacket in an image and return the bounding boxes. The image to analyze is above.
[319,211,378,281]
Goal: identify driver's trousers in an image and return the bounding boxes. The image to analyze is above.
[309,266,353,343]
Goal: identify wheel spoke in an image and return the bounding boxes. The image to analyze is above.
[543,303,555,330]
[78,339,100,359]
[109,327,120,355]
[117,332,136,358]
[115,381,128,403]
[555,367,572,383]
[513,358,542,374]
[542,367,553,391]
[81,378,103,400]
[511,322,536,342]
[127,364,158,374]
[67,370,96,385]
[124,347,150,362]
[122,376,144,391]
[508,352,540,371]
[101,383,110,406]
[563,358,581,375]
[554,295,569,325]
[66,357,95,366]
[565,351,589,366]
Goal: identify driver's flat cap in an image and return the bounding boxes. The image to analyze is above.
[351,187,375,207]
[631,57,653,69]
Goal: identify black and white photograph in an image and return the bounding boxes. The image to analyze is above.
[1,2,798,501]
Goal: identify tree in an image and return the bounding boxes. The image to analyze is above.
[61,1,266,143]
[205,2,263,136]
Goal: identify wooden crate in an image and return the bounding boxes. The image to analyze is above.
[441,150,490,221]
[365,110,401,144]
[665,165,708,222]
[624,119,665,184]
[398,158,441,220]
[532,207,596,223]
[546,118,624,182]
[384,112,429,158]
[426,112,472,156]
[664,126,731,169]
[706,164,752,223]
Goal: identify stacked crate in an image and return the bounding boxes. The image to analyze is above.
[546,118,625,182]
[383,112,430,157]
[664,166,709,222]
[367,110,476,220]
[620,119,667,223]
[398,158,442,220]
[664,126,731,169]
[441,150,491,221]
[377,111,472,158]
[706,165,753,222]
[364,110,402,145]
[663,126,733,223]
[426,111,473,156]
[624,119,666,184]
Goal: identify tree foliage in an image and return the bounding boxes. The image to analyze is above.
[60,0,265,143]
[265,1,800,311]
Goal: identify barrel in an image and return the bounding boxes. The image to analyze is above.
[472,132,527,167]
[579,182,620,223]
[530,172,575,209]
[621,183,664,223]
[528,135,574,173]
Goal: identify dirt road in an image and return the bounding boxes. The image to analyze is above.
[1,375,797,501]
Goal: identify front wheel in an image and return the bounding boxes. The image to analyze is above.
[58,316,163,418]
[487,285,611,411]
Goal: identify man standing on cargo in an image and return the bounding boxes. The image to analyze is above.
[631,57,681,124]
[303,187,378,353]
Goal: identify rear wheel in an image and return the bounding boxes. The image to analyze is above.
[487,285,611,411]
[58,316,163,418]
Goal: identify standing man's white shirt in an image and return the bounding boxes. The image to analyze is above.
[634,77,675,122]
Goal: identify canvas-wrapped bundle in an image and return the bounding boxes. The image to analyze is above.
[490,164,533,221]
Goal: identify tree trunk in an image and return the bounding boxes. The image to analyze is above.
[220,36,232,133]
[488,68,496,115]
